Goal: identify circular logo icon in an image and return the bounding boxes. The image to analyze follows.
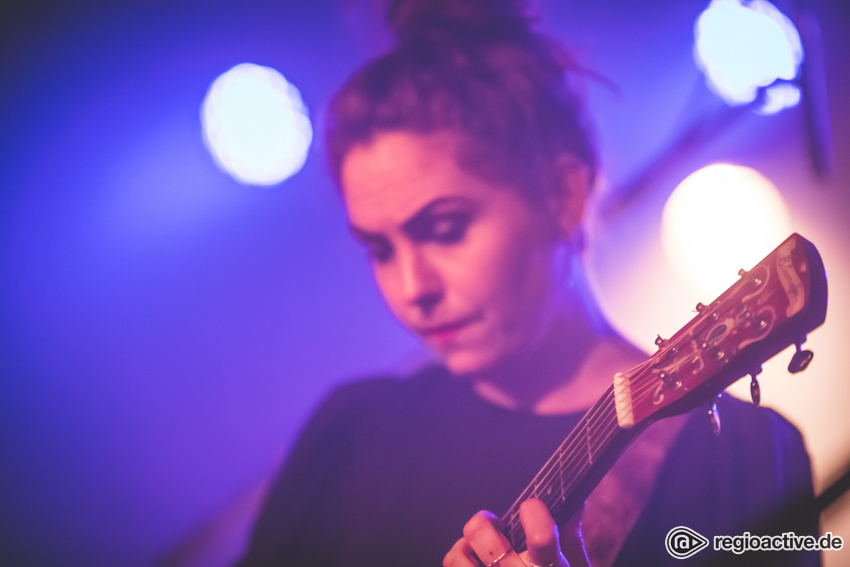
[665,526,710,559]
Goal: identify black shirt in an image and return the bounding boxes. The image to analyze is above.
[238,365,819,566]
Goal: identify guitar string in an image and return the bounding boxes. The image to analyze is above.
[503,357,662,528]
[501,338,713,543]
[501,406,602,530]
[501,388,620,542]
[501,386,617,514]
[502,356,662,522]
[503,375,674,545]
[501,358,664,525]
[503,360,716,545]
[501,359,664,535]
[503,397,621,544]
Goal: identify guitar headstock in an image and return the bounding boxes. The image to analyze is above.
[613,233,828,429]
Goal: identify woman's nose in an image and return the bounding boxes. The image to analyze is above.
[398,249,443,315]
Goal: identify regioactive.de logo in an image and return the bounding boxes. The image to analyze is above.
[665,526,843,559]
[665,526,710,559]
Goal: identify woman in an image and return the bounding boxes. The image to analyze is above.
[238,1,818,565]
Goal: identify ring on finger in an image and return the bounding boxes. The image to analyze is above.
[486,550,510,567]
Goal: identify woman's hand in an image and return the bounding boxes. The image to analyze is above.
[443,498,590,567]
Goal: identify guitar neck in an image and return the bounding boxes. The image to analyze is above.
[499,386,642,551]
[498,233,828,552]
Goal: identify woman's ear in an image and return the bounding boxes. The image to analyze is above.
[547,154,592,241]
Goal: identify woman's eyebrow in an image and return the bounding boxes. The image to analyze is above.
[349,196,474,241]
[349,225,383,243]
[401,196,473,236]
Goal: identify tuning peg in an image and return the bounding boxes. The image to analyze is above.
[655,335,669,349]
[708,396,721,436]
[749,372,761,407]
[788,342,814,374]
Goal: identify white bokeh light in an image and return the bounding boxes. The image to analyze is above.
[662,164,792,298]
[756,82,802,115]
[201,63,312,186]
[694,0,803,106]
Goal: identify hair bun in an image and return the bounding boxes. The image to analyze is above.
[386,0,532,44]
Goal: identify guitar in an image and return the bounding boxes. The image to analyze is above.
[498,232,828,551]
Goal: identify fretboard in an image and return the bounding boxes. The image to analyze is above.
[499,385,641,551]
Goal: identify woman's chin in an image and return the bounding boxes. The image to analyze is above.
[436,332,537,378]
[439,348,500,378]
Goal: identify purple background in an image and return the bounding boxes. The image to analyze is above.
[2,1,849,565]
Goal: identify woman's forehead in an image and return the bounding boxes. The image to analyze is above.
[340,130,495,230]
[342,131,460,186]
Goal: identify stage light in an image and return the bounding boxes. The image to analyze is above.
[661,164,792,298]
[201,63,312,186]
[755,82,802,116]
[694,0,803,107]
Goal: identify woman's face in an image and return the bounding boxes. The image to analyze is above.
[341,131,566,376]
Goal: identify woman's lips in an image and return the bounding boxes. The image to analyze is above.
[416,315,481,343]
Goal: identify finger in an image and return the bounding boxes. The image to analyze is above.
[463,511,526,567]
[443,537,480,567]
[558,504,590,567]
[519,499,567,567]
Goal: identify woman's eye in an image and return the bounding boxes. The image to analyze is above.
[428,213,470,244]
[366,240,393,263]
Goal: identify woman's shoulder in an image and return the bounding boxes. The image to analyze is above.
[716,394,808,451]
[673,393,813,489]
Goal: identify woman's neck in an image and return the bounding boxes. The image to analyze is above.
[469,269,645,415]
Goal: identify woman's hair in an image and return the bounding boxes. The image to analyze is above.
[325,0,597,207]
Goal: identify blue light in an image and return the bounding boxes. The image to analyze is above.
[694,0,803,106]
[201,63,312,186]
